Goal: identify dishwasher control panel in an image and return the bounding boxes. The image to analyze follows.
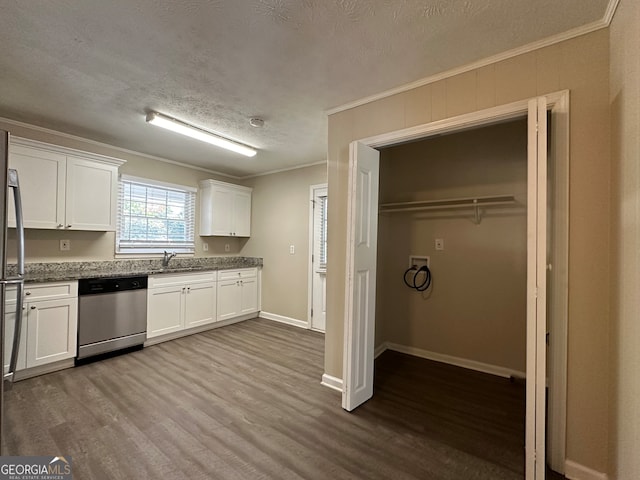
[78,276,148,295]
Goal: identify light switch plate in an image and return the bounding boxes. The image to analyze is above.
[60,239,71,251]
[202,242,209,252]
[224,244,230,252]
[435,238,444,251]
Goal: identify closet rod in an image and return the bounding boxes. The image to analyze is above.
[379,194,516,213]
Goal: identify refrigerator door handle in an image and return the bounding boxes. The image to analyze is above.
[5,169,24,382]
[7,170,24,277]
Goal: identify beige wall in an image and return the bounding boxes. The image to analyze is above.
[609,1,640,478]
[241,164,327,321]
[376,120,528,373]
[327,29,610,473]
[0,119,247,262]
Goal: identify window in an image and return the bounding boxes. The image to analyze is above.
[319,195,328,267]
[117,175,196,254]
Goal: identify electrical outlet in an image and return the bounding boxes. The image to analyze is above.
[60,239,71,251]
[289,245,295,255]
[202,242,208,252]
[224,244,230,252]
[435,238,444,251]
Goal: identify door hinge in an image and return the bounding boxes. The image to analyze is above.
[312,254,314,263]
[311,308,313,317]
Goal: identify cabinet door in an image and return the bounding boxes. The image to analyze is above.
[233,190,252,236]
[147,285,185,338]
[210,187,234,235]
[26,298,78,368]
[184,282,216,328]
[217,279,241,321]
[8,145,65,229]
[4,305,27,374]
[240,277,259,314]
[66,156,118,231]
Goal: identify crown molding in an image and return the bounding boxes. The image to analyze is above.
[240,160,326,179]
[327,0,619,116]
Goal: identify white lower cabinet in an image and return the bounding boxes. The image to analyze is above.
[184,282,217,329]
[4,281,78,374]
[217,268,259,321]
[147,272,217,339]
[26,297,78,367]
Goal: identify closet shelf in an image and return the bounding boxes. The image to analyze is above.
[379,194,517,224]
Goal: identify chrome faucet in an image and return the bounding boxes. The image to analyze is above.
[162,250,177,267]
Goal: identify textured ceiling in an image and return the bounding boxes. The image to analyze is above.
[0,0,610,177]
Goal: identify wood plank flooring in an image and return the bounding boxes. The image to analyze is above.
[3,319,563,479]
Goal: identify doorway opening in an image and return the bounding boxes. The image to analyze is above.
[375,117,529,476]
[342,93,569,479]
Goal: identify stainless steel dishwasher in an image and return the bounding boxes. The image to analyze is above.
[77,276,148,360]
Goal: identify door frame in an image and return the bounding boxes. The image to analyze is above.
[308,183,328,330]
[342,90,569,475]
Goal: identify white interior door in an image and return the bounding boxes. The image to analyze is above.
[342,141,380,411]
[526,96,548,480]
[311,185,328,332]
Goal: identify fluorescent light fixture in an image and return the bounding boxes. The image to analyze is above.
[146,112,257,157]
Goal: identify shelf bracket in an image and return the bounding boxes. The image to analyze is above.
[473,199,481,225]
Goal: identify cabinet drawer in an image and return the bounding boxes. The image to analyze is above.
[218,268,257,281]
[23,281,78,302]
[149,271,216,288]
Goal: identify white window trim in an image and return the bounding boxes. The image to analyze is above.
[120,174,197,193]
[116,175,197,255]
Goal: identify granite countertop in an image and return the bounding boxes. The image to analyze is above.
[6,257,263,284]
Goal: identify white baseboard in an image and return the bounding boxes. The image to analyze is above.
[321,373,343,392]
[565,460,608,480]
[378,342,526,379]
[259,311,308,329]
[374,343,388,359]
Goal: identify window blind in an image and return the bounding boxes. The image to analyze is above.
[319,195,328,267]
[117,175,196,254]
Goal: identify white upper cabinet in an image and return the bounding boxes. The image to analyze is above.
[8,144,66,229]
[8,138,125,231]
[199,179,252,237]
[65,156,119,230]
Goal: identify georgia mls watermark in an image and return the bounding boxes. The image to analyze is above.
[0,456,72,480]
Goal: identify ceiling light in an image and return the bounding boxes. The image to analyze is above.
[146,112,257,157]
[249,117,264,128]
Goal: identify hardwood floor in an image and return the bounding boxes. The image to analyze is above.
[4,319,564,479]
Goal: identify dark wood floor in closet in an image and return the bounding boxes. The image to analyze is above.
[4,318,564,479]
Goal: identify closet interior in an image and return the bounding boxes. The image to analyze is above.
[373,117,533,475]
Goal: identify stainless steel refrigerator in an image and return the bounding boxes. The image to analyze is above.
[0,129,26,455]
